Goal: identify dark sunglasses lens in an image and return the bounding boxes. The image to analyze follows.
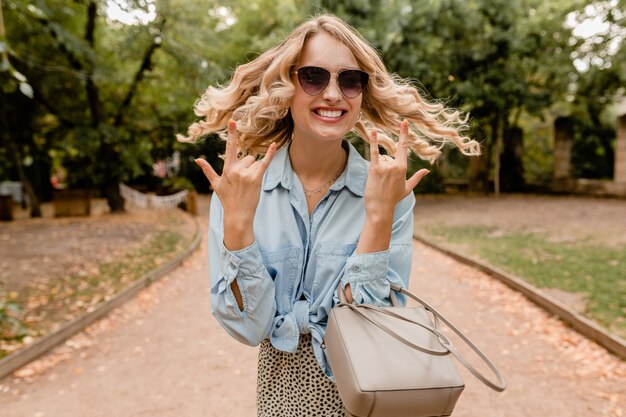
[338,70,368,98]
[298,67,330,95]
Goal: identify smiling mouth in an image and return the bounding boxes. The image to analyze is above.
[314,109,346,119]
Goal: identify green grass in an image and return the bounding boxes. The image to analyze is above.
[0,230,191,359]
[422,225,626,339]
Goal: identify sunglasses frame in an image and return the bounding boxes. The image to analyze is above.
[293,66,369,99]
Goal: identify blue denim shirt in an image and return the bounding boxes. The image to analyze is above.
[208,141,415,378]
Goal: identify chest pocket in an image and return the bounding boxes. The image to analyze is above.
[260,246,301,313]
[309,242,357,297]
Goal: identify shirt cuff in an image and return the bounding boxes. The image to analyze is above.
[219,240,265,284]
[341,250,390,289]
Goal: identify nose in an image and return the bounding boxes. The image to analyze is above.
[322,74,342,102]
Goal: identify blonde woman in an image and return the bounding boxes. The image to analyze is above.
[179,14,479,417]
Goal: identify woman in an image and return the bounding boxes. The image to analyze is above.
[179,14,479,417]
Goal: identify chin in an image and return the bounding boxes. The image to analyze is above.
[315,122,355,139]
[314,129,350,142]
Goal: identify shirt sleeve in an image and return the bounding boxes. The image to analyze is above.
[338,192,415,306]
[208,194,277,346]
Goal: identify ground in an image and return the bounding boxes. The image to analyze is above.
[413,193,626,315]
[0,194,624,416]
[1,200,196,291]
[413,194,626,247]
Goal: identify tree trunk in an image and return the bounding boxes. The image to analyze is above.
[493,112,511,196]
[3,130,41,217]
[0,97,42,217]
[103,19,164,212]
[0,0,41,217]
[491,115,501,195]
[585,99,615,176]
[468,123,490,192]
[553,116,574,192]
[500,126,525,192]
[83,1,125,212]
[105,180,125,213]
[616,114,626,183]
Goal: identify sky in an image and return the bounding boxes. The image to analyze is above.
[106,0,156,25]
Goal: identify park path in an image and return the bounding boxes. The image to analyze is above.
[0,201,624,417]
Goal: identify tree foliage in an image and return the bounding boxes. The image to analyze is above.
[568,0,626,179]
[1,0,623,214]
[0,0,308,212]
[323,0,600,191]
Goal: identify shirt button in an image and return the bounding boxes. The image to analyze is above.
[349,265,361,273]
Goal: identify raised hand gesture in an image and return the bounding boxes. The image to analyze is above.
[195,120,277,250]
[364,120,429,217]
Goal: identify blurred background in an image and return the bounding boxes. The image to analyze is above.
[1,0,625,215]
[0,2,625,415]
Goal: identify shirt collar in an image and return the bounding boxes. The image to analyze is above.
[263,140,368,197]
[263,144,295,191]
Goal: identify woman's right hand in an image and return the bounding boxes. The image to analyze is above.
[195,120,277,250]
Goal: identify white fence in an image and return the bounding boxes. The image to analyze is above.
[119,183,189,209]
[0,181,27,204]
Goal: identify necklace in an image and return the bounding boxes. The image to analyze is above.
[303,151,346,198]
[303,171,342,197]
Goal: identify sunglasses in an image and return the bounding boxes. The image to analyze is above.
[294,66,369,99]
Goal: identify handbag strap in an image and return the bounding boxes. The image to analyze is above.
[338,302,452,356]
[335,283,507,392]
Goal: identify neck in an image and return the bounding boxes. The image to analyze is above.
[289,136,347,184]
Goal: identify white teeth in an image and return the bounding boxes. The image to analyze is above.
[316,109,343,118]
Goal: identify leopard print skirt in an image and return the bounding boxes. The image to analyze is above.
[257,333,345,417]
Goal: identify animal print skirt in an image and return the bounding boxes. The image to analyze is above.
[256,333,345,417]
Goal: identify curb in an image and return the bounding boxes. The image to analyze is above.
[0,215,203,381]
[413,232,626,361]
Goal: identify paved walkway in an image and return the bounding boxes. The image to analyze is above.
[0,210,624,416]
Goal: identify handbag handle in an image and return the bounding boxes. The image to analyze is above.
[336,283,507,392]
[338,302,453,356]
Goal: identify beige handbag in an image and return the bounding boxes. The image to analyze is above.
[324,283,506,417]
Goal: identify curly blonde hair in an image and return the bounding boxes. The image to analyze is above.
[178,14,479,162]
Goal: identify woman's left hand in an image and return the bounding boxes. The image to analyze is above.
[364,120,429,218]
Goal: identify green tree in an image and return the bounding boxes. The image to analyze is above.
[568,0,626,179]
[322,0,587,192]
[1,0,164,212]
[1,0,313,213]
[4,0,621,209]
[0,0,43,215]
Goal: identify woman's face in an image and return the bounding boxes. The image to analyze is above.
[290,32,363,145]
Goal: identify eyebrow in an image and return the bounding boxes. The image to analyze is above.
[297,64,363,71]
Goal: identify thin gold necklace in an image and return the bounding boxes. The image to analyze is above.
[303,151,346,198]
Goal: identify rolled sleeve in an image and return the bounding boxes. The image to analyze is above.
[220,241,267,296]
[208,196,276,346]
[340,250,391,304]
[338,192,415,307]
